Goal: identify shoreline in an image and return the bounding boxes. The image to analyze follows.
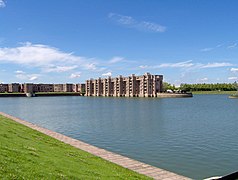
[191,91,237,95]
[0,92,193,98]
[229,94,238,98]
[157,93,193,98]
[0,112,190,180]
[0,92,83,97]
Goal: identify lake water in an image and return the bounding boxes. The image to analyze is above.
[0,95,238,179]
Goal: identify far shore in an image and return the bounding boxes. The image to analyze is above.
[0,92,83,97]
[191,91,237,95]
[1,91,237,97]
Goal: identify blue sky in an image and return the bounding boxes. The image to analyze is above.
[0,0,238,85]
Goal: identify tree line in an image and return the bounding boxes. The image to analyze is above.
[163,82,238,92]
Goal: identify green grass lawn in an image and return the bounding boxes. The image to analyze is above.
[191,91,237,95]
[0,115,151,179]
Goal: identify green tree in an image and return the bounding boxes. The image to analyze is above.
[179,83,237,92]
[163,82,177,91]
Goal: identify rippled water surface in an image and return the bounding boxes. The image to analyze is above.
[1,95,238,179]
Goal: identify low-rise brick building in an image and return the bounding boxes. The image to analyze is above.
[0,84,8,93]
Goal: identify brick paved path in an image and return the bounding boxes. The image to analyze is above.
[0,112,191,180]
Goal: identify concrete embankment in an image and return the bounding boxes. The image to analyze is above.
[157,93,193,98]
[229,94,238,98]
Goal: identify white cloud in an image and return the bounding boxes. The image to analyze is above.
[158,60,194,68]
[200,62,233,68]
[44,65,78,72]
[15,70,25,74]
[14,69,39,81]
[0,42,83,66]
[83,63,106,72]
[15,71,40,81]
[139,65,148,69]
[231,68,238,72]
[200,43,228,52]
[0,42,108,74]
[108,13,135,25]
[15,73,26,79]
[108,13,166,33]
[227,43,237,49]
[138,21,166,33]
[0,0,5,8]
[109,56,124,64]
[228,77,238,80]
[102,72,112,76]
[139,60,194,69]
[200,48,213,52]
[139,61,233,71]
[200,77,208,81]
[29,76,38,81]
[70,73,81,79]
[84,63,97,70]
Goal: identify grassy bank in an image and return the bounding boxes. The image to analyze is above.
[0,115,150,179]
[191,91,237,95]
